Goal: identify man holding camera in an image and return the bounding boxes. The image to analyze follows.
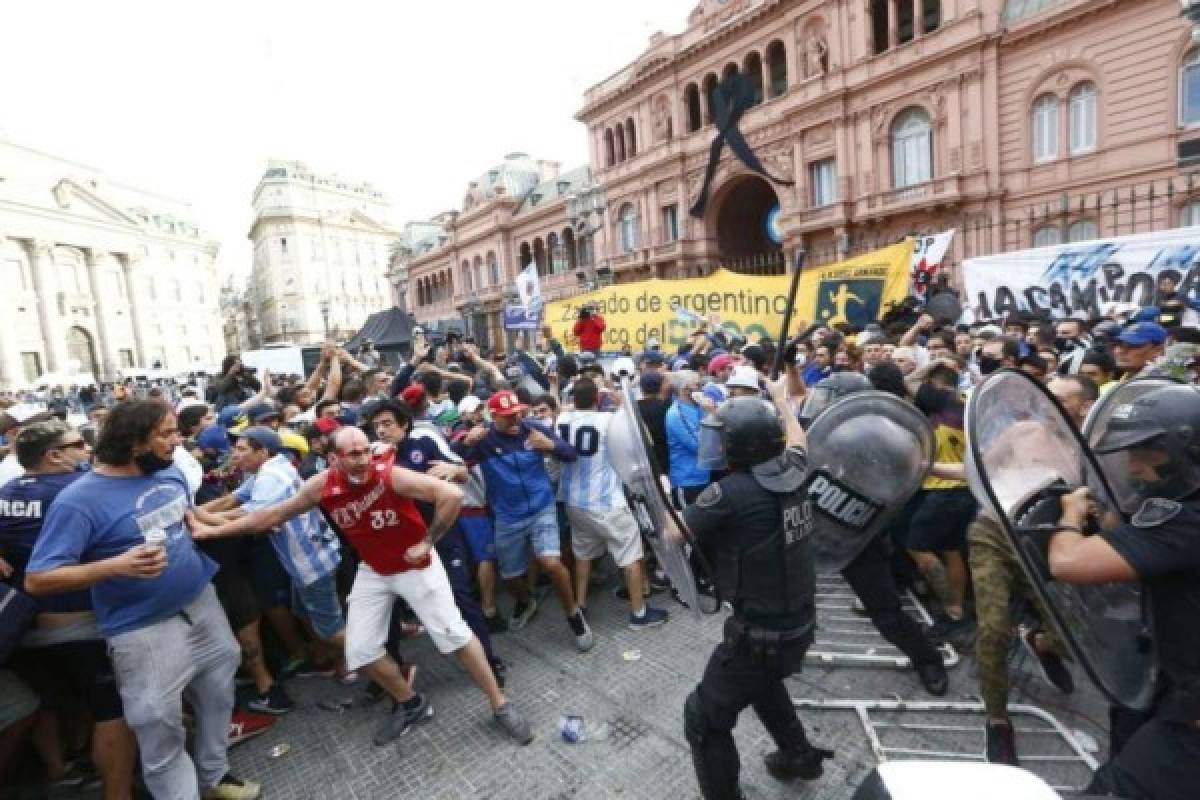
[573,304,606,355]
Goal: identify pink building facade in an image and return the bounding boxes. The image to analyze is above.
[402,0,1200,345]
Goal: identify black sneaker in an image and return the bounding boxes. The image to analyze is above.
[927,615,973,644]
[246,684,294,715]
[763,745,834,782]
[373,693,434,746]
[485,612,510,634]
[509,598,538,631]
[985,719,1019,766]
[567,609,595,652]
[915,660,949,696]
[1021,627,1075,694]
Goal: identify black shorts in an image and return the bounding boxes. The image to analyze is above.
[248,538,291,610]
[11,640,124,722]
[906,488,977,552]
[212,565,260,632]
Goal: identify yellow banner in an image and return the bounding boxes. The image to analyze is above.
[545,241,915,351]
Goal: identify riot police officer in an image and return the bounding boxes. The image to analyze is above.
[678,377,832,800]
[1048,383,1200,800]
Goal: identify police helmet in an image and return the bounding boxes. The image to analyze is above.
[799,371,872,427]
[719,395,785,469]
[1094,384,1200,500]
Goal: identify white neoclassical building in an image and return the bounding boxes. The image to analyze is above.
[0,139,224,388]
[248,160,397,345]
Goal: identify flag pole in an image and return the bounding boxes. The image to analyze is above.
[769,247,807,381]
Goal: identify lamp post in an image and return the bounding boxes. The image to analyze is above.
[319,298,331,340]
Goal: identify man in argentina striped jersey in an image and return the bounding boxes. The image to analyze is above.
[556,379,669,631]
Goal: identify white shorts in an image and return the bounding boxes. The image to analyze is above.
[344,549,473,671]
[566,506,644,568]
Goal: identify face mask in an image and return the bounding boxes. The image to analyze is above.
[978,355,1003,375]
[830,364,851,373]
[134,452,175,474]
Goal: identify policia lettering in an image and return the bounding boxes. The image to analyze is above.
[808,471,882,529]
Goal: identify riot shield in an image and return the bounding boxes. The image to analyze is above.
[607,378,718,616]
[1081,376,1180,517]
[965,369,1157,710]
[806,391,934,571]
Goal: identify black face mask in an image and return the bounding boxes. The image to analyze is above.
[830,364,851,373]
[134,452,175,474]
[915,383,954,415]
[978,355,1003,375]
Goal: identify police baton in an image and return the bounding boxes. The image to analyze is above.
[769,248,807,381]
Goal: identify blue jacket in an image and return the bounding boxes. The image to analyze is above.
[453,418,576,523]
[665,400,710,489]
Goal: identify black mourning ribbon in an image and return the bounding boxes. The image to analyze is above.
[689,72,794,219]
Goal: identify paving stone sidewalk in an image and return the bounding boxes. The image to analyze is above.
[230,577,1110,799]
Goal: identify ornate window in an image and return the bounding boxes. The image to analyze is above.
[1031,94,1059,163]
[744,52,764,106]
[702,73,719,125]
[1067,220,1098,243]
[619,204,638,254]
[767,41,788,98]
[891,108,933,188]
[1069,82,1097,154]
[1034,226,1063,247]
[1183,49,1200,126]
[604,129,615,167]
[625,119,637,158]
[684,84,702,132]
[811,159,837,208]
[488,253,500,286]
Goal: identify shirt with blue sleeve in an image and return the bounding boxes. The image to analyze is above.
[0,472,91,613]
[235,455,339,587]
[26,466,217,638]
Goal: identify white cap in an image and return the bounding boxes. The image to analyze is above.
[726,365,761,390]
[176,398,208,414]
[458,395,482,414]
[611,356,637,379]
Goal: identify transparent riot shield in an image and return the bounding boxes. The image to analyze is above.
[964,369,1157,710]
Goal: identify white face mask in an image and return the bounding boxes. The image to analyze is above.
[795,353,807,367]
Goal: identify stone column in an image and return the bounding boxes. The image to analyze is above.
[889,0,900,48]
[27,239,68,372]
[121,253,148,366]
[0,234,26,388]
[85,249,119,380]
[913,0,922,37]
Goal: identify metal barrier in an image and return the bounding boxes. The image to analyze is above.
[807,573,959,668]
[793,699,1100,794]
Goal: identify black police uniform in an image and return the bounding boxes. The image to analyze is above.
[1085,496,1200,800]
[681,445,830,800]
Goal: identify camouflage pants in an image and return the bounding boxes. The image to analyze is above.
[967,513,1063,719]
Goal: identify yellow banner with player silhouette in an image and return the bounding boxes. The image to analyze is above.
[545,240,914,352]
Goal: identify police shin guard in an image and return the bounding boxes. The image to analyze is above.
[763,721,834,783]
[684,690,744,800]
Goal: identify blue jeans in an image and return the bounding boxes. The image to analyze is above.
[493,506,560,581]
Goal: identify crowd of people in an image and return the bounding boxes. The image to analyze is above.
[0,284,1197,799]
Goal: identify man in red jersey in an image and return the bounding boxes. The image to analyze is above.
[188,427,532,747]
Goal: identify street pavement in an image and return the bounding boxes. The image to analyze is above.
[230,574,1111,799]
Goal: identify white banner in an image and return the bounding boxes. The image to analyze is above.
[514,261,543,315]
[963,227,1200,320]
[909,229,956,297]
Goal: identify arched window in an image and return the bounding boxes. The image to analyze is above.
[1031,93,1059,163]
[1067,220,1098,243]
[625,119,637,158]
[1033,226,1063,247]
[604,129,615,167]
[766,41,788,98]
[562,228,577,270]
[473,255,484,289]
[722,62,738,82]
[744,52,764,106]
[548,232,564,274]
[702,73,719,125]
[519,241,532,269]
[619,203,638,254]
[685,84,702,132]
[487,252,500,286]
[1182,49,1200,127]
[616,125,626,162]
[891,108,933,188]
[461,260,472,293]
[1069,82,1097,154]
[1182,200,1200,228]
[533,238,548,277]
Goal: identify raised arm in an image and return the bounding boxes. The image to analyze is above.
[389,467,463,564]
[188,472,327,540]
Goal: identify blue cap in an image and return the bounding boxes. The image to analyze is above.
[234,426,282,455]
[196,425,231,453]
[247,402,280,423]
[216,406,244,427]
[641,350,665,365]
[1131,306,1161,323]
[1116,321,1167,346]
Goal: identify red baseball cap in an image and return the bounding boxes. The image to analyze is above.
[708,354,735,376]
[313,417,342,435]
[399,385,426,407]
[487,390,528,417]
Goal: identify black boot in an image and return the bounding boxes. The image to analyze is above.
[915,658,949,696]
[763,745,834,782]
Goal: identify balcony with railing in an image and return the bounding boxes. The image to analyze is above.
[860,175,963,219]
